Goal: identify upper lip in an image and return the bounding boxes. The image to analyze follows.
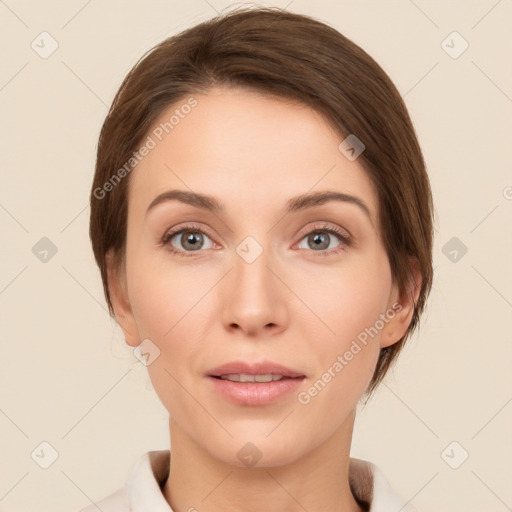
[207,360,306,378]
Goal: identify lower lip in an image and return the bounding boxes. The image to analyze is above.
[207,376,305,406]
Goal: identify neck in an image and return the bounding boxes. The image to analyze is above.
[162,409,364,512]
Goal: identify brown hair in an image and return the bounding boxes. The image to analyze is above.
[89,6,434,399]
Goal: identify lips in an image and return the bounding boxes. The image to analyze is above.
[206,360,306,406]
[206,360,306,379]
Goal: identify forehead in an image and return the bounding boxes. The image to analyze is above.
[127,86,377,222]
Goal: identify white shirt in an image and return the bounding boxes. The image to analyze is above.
[75,450,418,512]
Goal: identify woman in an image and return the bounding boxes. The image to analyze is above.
[81,6,433,511]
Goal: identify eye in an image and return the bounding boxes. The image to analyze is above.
[161,223,215,257]
[296,223,352,256]
[161,222,352,258]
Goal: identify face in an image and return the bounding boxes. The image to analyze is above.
[108,85,415,467]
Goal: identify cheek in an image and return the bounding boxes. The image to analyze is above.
[127,250,207,339]
[293,252,392,347]
[293,254,390,395]
[125,253,209,410]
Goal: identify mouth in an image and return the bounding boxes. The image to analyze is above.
[206,360,306,380]
[210,374,303,382]
[206,361,306,406]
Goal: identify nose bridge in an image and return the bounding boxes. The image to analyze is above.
[220,232,285,333]
[233,234,275,299]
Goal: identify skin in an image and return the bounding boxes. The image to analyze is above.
[107,85,421,512]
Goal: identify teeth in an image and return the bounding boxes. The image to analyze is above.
[219,373,284,382]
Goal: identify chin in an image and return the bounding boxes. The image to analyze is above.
[207,434,307,470]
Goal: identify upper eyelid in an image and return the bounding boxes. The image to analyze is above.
[299,222,351,238]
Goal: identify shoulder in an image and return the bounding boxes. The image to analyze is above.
[349,457,419,512]
[71,450,170,512]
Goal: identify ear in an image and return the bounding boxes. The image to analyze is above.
[106,250,140,347]
[380,256,422,349]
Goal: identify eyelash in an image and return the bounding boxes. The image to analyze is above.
[161,222,352,258]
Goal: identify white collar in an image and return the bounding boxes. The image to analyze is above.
[123,450,418,512]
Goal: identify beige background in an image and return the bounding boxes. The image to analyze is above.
[1,1,511,511]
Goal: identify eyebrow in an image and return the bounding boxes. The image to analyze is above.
[145,189,372,221]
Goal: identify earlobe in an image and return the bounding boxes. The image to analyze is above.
[380,257,422,349]
[106,251,140,347]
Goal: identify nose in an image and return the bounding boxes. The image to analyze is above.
[220,243,288,337]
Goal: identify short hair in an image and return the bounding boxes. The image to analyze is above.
[89,6,434,399]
